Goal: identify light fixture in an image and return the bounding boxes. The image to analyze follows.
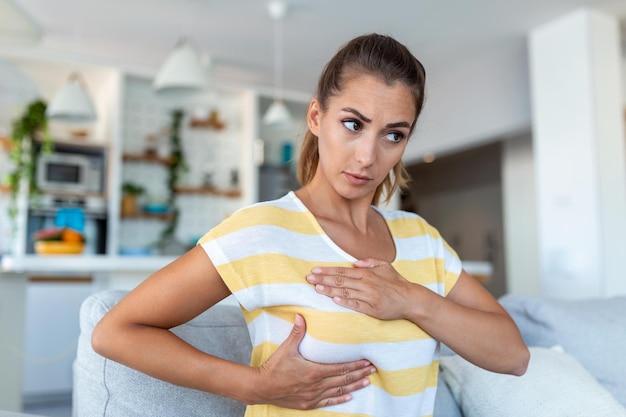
[46,72,97,123]
[263,0,292,127]
[46,0,97,123]
[153,37,209,93]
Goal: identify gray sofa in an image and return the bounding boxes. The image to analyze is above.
[73,290,626,417]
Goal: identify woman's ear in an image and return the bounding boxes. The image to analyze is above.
[307,99,321,136]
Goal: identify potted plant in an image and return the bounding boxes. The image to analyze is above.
[5,99,53,241]
[121,182,145,216]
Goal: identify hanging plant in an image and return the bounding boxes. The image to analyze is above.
[7,99,53,231]
[158,108,188,247]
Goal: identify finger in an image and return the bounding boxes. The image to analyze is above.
[306,271,363,287]
[283,314,307,351]
[316,363,376,407]
[332,295,368,313]
[311,280,363,301]
[326,359,375,378]
[311,266,362,279]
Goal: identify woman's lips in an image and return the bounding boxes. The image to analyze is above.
[344,172,372,185]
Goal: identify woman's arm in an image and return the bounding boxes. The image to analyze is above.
[92,245,376,409]
[306,259,529,376]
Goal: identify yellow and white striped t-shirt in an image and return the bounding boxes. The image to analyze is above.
[198,191,462,417]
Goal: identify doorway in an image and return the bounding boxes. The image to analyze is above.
[403,141,506,297]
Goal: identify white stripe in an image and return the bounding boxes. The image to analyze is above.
[206,225,350,265]
[323,383,437,417]
[234,282,443,311]
[248,312,439,371]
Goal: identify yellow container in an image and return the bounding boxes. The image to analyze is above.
[34,241,85,255]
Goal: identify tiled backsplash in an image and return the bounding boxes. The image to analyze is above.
[118,76,246,252]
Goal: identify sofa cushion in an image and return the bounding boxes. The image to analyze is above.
[73,290,251,417]
[499,294,626,407]
[433,367,463,417]
[440,346,626,417]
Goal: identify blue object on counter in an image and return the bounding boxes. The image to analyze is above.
[281,142,293,165]
[55,207,85,231]
[143,203,170,214]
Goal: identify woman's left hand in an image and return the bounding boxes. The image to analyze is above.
[306,258,418,320]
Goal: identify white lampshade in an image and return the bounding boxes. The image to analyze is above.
[263,100,292,126]
[154,39,208,92]
[46,72,97,123]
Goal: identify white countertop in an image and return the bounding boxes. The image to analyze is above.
[1,254,177,274]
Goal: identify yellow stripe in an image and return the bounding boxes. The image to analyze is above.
[393,258,447,285]
[218,255,351,293]
[369,362,439,396]
[250,341,279,367]
[385,216,441,239]
[250,342,439,397]
[222,256,451,294]
[245,405,375,417]
[198,206,317,243]
[259,306,433,344]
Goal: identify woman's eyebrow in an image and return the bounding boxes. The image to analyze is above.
[342,107,411,129]
[387,121,412,129]
[342,107,371,123]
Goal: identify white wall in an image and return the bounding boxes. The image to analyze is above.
[404,41,531,164]
[529,9,626,298]
[501,133,541,295]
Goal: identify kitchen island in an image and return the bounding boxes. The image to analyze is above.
[0,254,177,413]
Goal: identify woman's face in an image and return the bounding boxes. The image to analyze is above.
[307,73,415,202]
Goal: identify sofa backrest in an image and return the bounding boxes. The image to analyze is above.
[73,290,251,417]
[499,293,626,409]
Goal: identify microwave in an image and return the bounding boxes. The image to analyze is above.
[37,152,104,194]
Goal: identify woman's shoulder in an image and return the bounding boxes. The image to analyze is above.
[376,207,424,223]
[376,208,443,238]
[231,191,304,218]
[197,192,308,244]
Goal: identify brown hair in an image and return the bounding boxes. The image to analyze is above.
[296,33,427,205]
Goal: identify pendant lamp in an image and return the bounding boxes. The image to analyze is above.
[46,71,97,123]
[154,37,208,93]
[262,0,292,127]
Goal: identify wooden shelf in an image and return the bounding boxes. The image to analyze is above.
[174,186,241,198]
[0,136,12,152]
[121,211,175,221]
[122,153,172,165]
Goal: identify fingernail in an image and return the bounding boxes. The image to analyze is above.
[363,379,370,386]
[295,314,303,325]
[306,274,315,283]
[312,267,322,273]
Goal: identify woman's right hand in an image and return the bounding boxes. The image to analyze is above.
[251,314,376,410]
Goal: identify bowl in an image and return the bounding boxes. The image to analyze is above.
[143,203,170,214]
[34,241,85,255]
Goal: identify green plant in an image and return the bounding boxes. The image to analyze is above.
[7,99,53,230]
[158,109,188,245]
[122,182,145,196]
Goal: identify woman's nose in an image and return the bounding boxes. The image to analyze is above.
[354,136,377,166]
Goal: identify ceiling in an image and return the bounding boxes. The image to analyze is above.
[3,0,626,96]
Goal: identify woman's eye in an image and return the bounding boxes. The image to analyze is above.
[384,132,405,143]
[342,119,362,132]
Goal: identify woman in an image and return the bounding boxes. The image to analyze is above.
[93,33,529,417]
